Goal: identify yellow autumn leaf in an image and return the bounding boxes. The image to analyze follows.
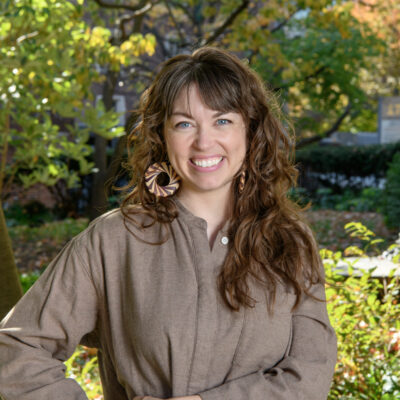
[48,164,58,176]
[89,27,110,47]
[144,39,155,56]
[120,41,133,52]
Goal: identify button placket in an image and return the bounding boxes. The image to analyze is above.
[186,223,220,393]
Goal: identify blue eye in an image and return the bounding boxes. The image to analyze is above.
[176,122,191,128]
[217,119,230,125]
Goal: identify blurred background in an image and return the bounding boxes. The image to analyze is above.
[0,1,399,398]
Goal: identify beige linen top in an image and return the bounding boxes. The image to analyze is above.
[0,199,337,400]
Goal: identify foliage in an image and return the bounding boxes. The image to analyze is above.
[19,270,41,293]
[323,221,400,398]
[290,186,385,214]
[64,346,103,400]
[225,0,383,139]
[9,217,88,242]
[351,0,400,106]
[4,201,56,227]
[317,187,383,212]
[325,257,400,398]
[383,152,400,230]
[300,10,377,133]
[343,221,384,254]
[0,0,155,194]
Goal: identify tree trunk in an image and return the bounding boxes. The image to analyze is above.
[88,70,118,221]
[88,9,147,221]
[0,202,23,321]
[89,135,109,220]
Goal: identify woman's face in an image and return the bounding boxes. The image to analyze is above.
[164,84,247,199]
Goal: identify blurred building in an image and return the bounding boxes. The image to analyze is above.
[320,131,379,146]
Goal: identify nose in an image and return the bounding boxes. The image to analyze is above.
[193,124,214,150]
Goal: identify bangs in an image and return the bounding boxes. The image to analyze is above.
[164,62,244,118]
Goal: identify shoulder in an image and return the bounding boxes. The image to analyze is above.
[73,206,162,251]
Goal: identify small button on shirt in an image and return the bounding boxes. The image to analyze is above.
[221,236,229,245]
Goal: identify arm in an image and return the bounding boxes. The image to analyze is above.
[0,238,98,400]
[197,276,337,400]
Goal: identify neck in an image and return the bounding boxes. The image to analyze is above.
[176,188,233,229]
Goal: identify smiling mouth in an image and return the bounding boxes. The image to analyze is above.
[191,157,223,168]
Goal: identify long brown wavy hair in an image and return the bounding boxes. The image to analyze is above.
[119,46,323,312]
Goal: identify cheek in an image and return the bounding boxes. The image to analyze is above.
[236,129,247,158]
[165,137,185,168]
[164,135,176,159]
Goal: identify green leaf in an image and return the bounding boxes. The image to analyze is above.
[48,164,58,177]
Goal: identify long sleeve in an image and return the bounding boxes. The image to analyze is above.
[197,278,337,400]
[0,237,99,400]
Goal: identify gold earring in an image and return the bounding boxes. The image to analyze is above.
[144,162,180,197]
[238,170,246,193]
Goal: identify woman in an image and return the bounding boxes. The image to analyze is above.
[0,47,337,400]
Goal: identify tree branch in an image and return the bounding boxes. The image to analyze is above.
[269,7,300,34]
[296,102,352,149]
[357,0,379,9]
[201,0,250,46]
[93,0,150,12]
[169,1,197,27]
[119,2,154,40]
[164,0,186,47]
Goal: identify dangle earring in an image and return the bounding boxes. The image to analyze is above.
[144,162,180,197]
[238,169,246,193]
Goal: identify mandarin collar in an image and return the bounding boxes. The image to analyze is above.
[172,196,230,234]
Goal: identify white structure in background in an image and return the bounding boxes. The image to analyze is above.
[379,96,400,144]
[321,96,400,146]
[95,94,127,127]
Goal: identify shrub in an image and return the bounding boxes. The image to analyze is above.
[324,223,400,399]
[325,258,400,399]
[290,186,384,212]
[9,217,89,242]
[4,201,55,227]
[296,142,400,180]
[20,271,41,293]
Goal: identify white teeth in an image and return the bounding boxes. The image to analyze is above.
[192,157,223,167]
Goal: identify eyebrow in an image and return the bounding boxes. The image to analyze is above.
[171,111,229,119]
